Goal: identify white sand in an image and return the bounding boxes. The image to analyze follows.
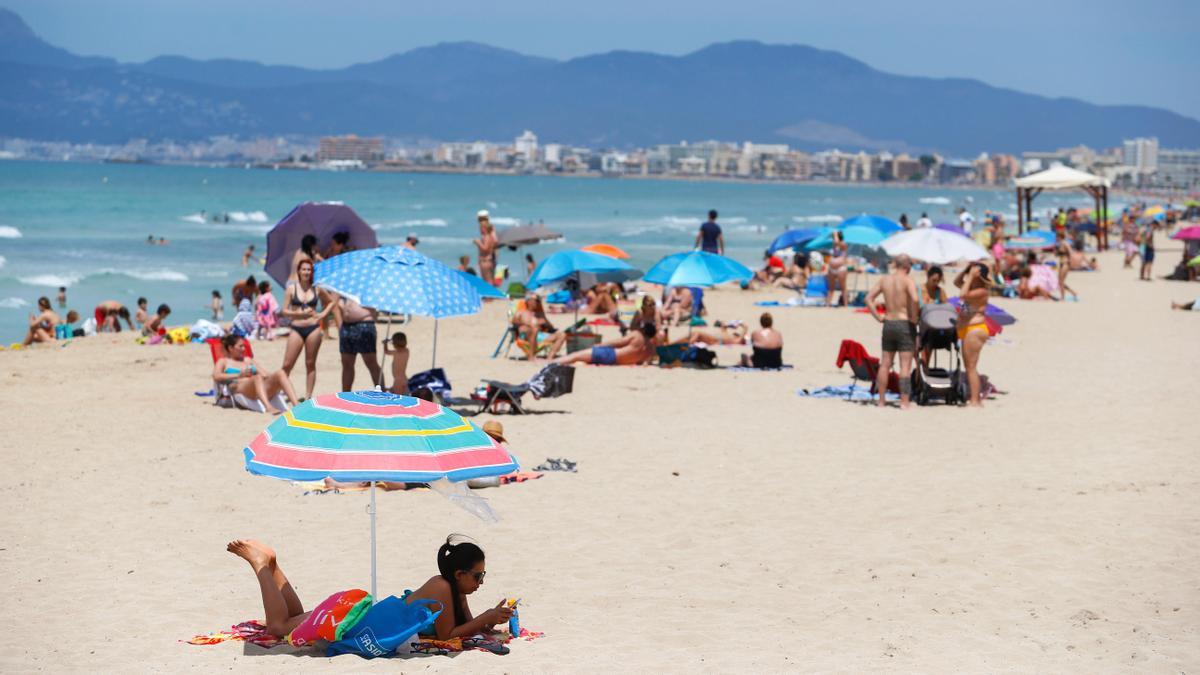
[0,247,1197,672]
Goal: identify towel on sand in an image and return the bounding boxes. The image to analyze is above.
[798,385,899,402]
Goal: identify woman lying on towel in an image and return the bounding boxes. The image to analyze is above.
[226,536,513,641]
[212,334,299,415]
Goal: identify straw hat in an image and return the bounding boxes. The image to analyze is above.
[481,420,506,443]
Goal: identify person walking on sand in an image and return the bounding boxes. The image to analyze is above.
[695,210,724,254]
[473,211,498,285]
[1139,221,1157,281]
[865,254,919,409]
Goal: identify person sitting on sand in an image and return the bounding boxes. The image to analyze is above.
[686,321,748,346]
[628,295,664,339]
[555,322,658,366]
[384,332,411,395]
[1017,268,1057,300]
[775,253,809,290]
[752,251,785,286]
[141,303,171,336]
[582,283,618,315]
[738,312,783,368]
[134,297,149,329]
[661,286,693,326]
[225,536,513,641]
[22,297,60,346]
[213,334,299,414]
[512,295,567,360]
[94,300,133,332]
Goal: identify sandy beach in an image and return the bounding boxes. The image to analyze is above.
[1,246,1197,672]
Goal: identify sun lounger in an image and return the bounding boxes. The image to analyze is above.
[204,338,291,412]
[471,363,575,415]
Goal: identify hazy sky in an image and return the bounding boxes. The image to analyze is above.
[9,0,1200,119]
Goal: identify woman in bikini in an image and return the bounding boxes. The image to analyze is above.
[280,258,333,399]
[225,536,512,641]
[213,334,299,414]
[1053,232,1079,300]
[954,262,991,407]
[826,233,849,307]
[920,265,947,306]
[473,214,498,286]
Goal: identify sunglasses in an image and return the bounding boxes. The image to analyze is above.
[472,571,486,583]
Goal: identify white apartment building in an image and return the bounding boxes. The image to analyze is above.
[1122,137,1158,174]
[514,130,538,162]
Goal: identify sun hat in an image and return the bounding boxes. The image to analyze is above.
[481,420,506,443]
[477,210,490,219]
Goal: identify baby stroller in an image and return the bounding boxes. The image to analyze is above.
[912,303,961,406]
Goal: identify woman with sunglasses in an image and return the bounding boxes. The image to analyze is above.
[225,535,511,641]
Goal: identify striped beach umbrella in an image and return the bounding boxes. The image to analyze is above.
[243,390,518,599]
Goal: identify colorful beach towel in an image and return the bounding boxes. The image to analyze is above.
[411,628,545,656]
[184,620,285,649]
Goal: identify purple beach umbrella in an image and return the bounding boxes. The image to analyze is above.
[264,202,379,285]
[934,223,970,237]
[948,296,1016,326]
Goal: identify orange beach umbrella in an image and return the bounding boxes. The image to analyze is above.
[581,243,630,259]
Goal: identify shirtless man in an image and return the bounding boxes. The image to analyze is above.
[555,323,657,366]
[94,300,134,332]
[865,253,920,408]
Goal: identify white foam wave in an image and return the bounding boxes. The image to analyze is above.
[0,225,22,238]
[792,214,842,223]
[19,273,82,287]
[0,255,5,269]
[0,297,28,309]
[489,217,520,226]
[919,197,951,205]
[731,224,767,233]
[99,268,190,282]
[411,235,473,246]
[228,210,269,223]
[659,216,698,226]
[373,218,448,230]
[180,213,207,224]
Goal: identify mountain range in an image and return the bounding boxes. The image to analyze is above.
[2,7,1198,156]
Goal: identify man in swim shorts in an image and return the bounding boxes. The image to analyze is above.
[554,323,658,366]
[865,254,920,409]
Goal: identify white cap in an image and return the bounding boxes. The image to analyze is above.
[477,210,490,219]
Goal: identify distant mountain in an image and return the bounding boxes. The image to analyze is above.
[2,7,1198,154]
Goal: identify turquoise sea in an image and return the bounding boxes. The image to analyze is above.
[0,161,1104,342]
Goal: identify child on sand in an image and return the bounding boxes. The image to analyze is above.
[134,297,149,328]
[384,332,410,395]
[254,281,278,340]
[141,304,171,336]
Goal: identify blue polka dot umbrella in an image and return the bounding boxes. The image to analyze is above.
[315,246,487,371]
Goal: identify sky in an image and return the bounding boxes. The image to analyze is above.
[8,0,1200,120]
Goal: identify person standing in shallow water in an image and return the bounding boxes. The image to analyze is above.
[695,209,724,254]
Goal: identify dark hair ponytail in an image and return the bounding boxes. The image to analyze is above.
[301,234,318,257]
[437,535,485,628]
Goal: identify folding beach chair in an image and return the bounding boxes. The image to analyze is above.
[473,363,575,415]
[204,338,289,412]
[834,339,898,399]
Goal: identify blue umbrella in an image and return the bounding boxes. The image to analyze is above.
[642,251,754,287]
[839,214,903,235]
[1005,231,1056,250]
[316,246,486,370]
[456,270,507,299]
[527,249,636,290]
[768,227,831,253]
[805,225,887,250]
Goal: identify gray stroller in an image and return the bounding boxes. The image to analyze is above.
[912,303,961,406]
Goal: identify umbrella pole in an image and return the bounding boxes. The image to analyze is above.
[370,481,378,602]
[378,315,392,390]
[432,319,439,368]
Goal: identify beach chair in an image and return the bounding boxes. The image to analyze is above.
[472,363,575,415]
[799,275,829,306]
[835,339,898,399]
[408,368,452,402]
[204,338,290,412]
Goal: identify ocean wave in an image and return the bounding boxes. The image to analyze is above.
[723,217,747,224]
[0,297,28,309]
[792,214,841,223]
[0,225,22,238]
[0,255,5,269]
[410,235,473,246]
[373,218,448,230]
[98,268,190,282]
[919,197,951,205]
[180,213,207,224]
[228,210,269,223]
[489,217,521,226]
[19,273,82,287]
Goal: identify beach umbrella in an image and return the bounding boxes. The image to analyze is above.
[1142,205,1166,220]
[264,202,378,286]
[243,390,518,600]
[805,225,887,250]
[881,228,989,264]
[1004,231,1056,250]
[316,246,486,371]
[581,243,631,259]
[526,249,637,290]
[838,214,903,235]
[456,269,507,299]
[1170,225,1200,241]
[496,222,563,248]
[933,223,970,237]
[767,227,830,253]
[948,296,1016,326]
[642,250,754,288]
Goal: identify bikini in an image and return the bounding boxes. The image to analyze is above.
[956,301,989,340]
[290,287,320,339]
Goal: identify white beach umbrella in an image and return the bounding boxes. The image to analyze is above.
[880,228,989,264]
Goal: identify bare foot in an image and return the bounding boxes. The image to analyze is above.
[227,539,274,572]
[268,407,286,416]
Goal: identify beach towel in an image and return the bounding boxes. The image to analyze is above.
[231,299,256,337]
[410,628,545,656]
[798,385,899,402]
[184,620,285,649]
[1028,264,1059,294]
[726,365,794,372]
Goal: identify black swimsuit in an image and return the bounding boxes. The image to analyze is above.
[290,287,320,339]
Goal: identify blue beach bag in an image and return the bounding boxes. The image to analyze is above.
[326,595,442,658]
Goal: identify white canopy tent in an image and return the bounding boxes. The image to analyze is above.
[1014,165,1112,248]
